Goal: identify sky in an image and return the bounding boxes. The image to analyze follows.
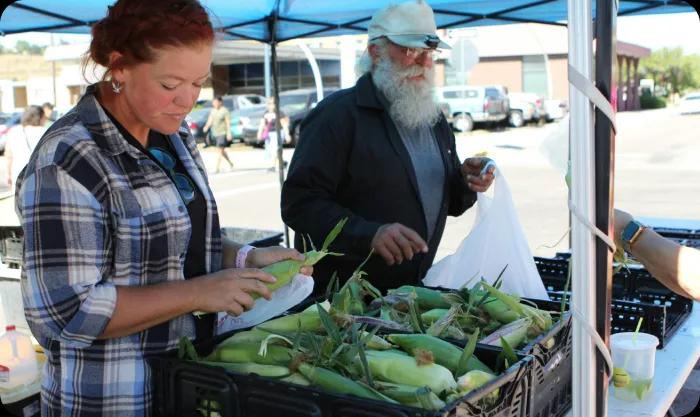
[1,11,699,55]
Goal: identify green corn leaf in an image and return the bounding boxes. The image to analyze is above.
[178,337,199,361]
[317,302,342,345]
[493,264,508,289]
[322,217,348,252]
[325,271,340,304]
[407,297,425,333]
[456,328,480,377]
[500,336,518,370]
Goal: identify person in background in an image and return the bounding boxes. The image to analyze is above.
[257,97,289,172]
[15,1,310,415]
[42,102,55,126]
[281,0,494,294]
[203,96,235,173]
[5,105,47,190]
[614,209,700,301]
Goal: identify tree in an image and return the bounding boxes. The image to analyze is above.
[639,47,700,96]
[14,40,46,55]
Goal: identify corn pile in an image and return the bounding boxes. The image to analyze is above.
[179,225,562,414]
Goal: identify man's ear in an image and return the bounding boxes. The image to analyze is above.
[368,44,380,61]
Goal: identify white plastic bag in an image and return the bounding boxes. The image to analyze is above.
[423,167,549,299]
[214,273,314,335]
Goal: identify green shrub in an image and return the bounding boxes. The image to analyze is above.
[640,94,667,109]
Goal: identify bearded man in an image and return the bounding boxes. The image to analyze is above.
[281,0,494,294]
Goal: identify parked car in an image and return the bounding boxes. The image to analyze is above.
[197,94,265,110]
[185,107,212,144]
[543,99,568,121]
[242,88,338,147]
[187,94,266,144]
[507,92,545,127]
[0,112,22,154]
[435,85,509,132]
[679,92,700,115]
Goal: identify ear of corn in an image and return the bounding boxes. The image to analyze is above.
[251,218,347,299]
[360,331,393,350]
[205,342,292,365]
[255,302,329,333]
[481,297,520,324]
[455,370,499,403]
[358,349,458,394]
[478,317,530,349]
[280,372,311,386]
[373,381,446,411]
[298,363,397,403]
[197,361,291,378]
[216,328,273,346]
[386,333,493,375]
[389,285,451,310]
[421,308,449,325]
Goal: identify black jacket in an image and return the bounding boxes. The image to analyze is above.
[281,74,477,293]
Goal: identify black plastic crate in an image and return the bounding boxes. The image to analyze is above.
[534,255,629,296]
[546,290,681,349]
[535,255,693,349]
[526,311,572,417]
[650,226,700,248]
[221,227,283,248]
[151,334,532,417]
[651,226,700,240]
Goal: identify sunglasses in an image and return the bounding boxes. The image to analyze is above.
[388,42,439,60]
[149,147,196,205]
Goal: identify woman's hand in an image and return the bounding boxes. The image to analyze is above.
[191,268,276,316]
[613,209,634,248]
[247,246,313,276]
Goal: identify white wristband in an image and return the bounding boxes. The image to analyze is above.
[236,245,255,268]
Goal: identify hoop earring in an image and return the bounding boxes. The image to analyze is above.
[111,80,122,94]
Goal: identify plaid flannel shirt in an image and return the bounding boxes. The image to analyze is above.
[15,84,222,416]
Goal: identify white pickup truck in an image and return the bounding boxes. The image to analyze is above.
[435,85,510,132]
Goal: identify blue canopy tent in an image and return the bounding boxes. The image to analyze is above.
[1,1,695,416]
[0,0,692,39]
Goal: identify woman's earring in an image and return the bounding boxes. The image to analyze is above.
[111,80,122,94]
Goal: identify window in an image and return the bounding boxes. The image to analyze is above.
[13,86,27,109]
[522,55,549,97]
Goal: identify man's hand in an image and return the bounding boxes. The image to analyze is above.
[247,246,313,276]
[461,157,495,192]
[371,223,428,266]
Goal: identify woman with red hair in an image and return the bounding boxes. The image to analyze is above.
[14,1,310,415]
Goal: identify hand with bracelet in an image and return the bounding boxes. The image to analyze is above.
[613,208,700,301]
[192,242,314,317]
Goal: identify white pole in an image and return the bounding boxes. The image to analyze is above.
[298,42,324,102]
[339,37,357,88]
[264,44,272,98]
[568,0,598,416]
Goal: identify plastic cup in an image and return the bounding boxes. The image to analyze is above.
[610,332,659,401]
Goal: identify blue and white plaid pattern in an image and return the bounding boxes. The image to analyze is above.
[15,84,222,416]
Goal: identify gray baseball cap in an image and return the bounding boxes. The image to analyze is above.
[368,0,451,50]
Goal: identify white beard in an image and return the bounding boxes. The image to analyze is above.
[371,55,441,130]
